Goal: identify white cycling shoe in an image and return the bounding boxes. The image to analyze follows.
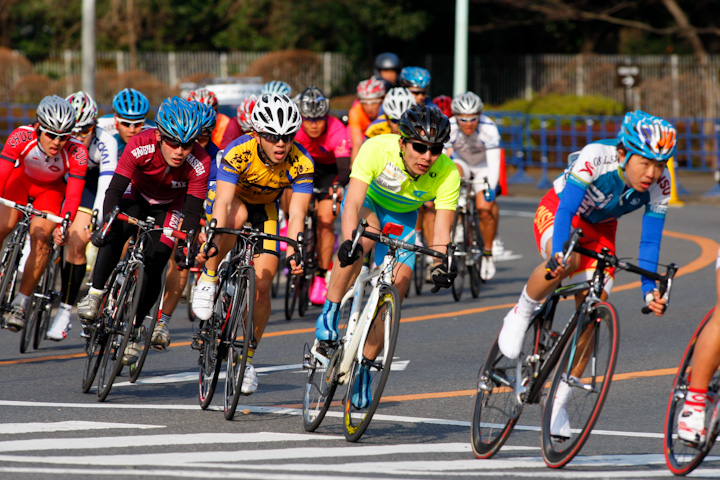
[192,280,217,321]
[242,364,258,395]
[678,407,706,444]
[498,305,532,359]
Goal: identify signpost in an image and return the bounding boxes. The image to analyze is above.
[616,64,640,111]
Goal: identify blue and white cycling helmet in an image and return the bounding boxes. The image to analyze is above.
[156,97,201,144]
[617,110,677,165]
[400,67,431,89]
[193,101,217,134]
[112,88,149,121]
[261,80,292,97]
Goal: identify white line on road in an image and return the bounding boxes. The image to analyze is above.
[0,421,164,434]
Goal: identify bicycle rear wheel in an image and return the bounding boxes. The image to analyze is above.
[81,280,115,394]
[0,234,22,321]
[21,273,48,353]
[451,217,466,302]
[298,273,311,317]
[97,264,143,402]
[664,308,718,476]
[343,285,400,442]
[470,323,537,459]
[284,274,299,320]
[224,266,255,420]
[302,300,350,431]
[128,310,158,383]
[198,269,228,409]
[541,301,619,468]
[32,250,62,350]
[468,215,483,298]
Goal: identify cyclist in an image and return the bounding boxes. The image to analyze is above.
[433,95,453,119]
[348,79,386,162]
[152,101,220,350]
[0,95,88,332]
[261,80,292,97]
[497,110,675,438]
[372,52,402,90]
[77,96,209,366]
[399,67,436,109]
[314,104,460,407]
[676,255,720,443]
[364,87,416,139]
[236,95,257,134]
[187,88,233,149]
[294,86,351,306]
[45,91,119,341]
[445,91,501,281]
[96,88,150,157]
[192,93,313,395]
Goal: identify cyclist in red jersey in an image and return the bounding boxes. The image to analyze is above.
[348,79,386,163]
[0,95,88,332]
[77,97,210,366]
[294,86,351,305]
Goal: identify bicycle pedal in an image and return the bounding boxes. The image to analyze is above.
[309,344,331,368]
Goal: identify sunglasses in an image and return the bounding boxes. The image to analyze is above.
[118,119,145,128]
[162,136,194,150]
[409,89,427,96]
[360,99,383,105]
[409,141,443,156]
[302,116,328,123]
[259,132,295,144]
[39,127,71,141]
[389,118,399,124]
[457,116,480,123]
[74,124,95,138]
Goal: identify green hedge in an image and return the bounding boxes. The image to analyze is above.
[493,94,623,116]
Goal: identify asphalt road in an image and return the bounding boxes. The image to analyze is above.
[1,195,719,479]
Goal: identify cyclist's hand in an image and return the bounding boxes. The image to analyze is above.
[91,214,114,247]
[195,241,217,263]
[338,239,363,267]
[52,225,67,246]
[431,264,455,292]
[483,186,496,203]
[287,255,304,276]
[174,240,197,269]
[644,290,667,316]
[544,252,564,280]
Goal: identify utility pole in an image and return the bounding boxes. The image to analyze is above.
[82,0,96,97]
[453,0,468,96]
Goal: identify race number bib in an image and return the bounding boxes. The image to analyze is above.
[374,161,407,193]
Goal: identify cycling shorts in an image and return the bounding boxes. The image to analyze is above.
[451,159,497,198]
[342,195,418,272]
[314,163,339,198]
[533,189,618,293]
[2,169,64,216]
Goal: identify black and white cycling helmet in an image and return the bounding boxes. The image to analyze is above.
[65,91,98,132]
[383,87,416,120]
[251,93,302,135]
[399,104,450,145]
[297,86,330,119]
[36,95,76,134]
[451,91,483,116]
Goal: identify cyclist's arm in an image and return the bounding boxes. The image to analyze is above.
[62,140,89,222]
[638,210,666,297]
[93,129,119,216]
[102,173,131,217]
[485,147,501,192]
[551,182,586,257]
[286,192,311,261]
[431,209,454,263]
[210,179,236,229]
[340,178,369,241]
[0,127,26,192]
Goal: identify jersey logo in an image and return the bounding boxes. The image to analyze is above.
[130,144,155,158]
[171,180,187,189]
[578,161,594,176]
[186,153,206,177]
[413,190,427,199]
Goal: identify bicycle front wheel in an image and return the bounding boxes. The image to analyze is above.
[664,308,718,476]
[451,216,466,302]
[32,250,62,350]
[468,215,483,298]
[21,278,47,353]
[343,285,400,442]
[284,274,299,320]
[541,301,619,468]
[198,270,228,409]
[298,273,311,317]
[224,266,255,420]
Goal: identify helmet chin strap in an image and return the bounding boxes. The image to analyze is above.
[257,141,280,167]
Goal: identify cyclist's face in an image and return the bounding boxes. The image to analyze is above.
[388,118,400,134]
[623,153,667,192]
[400,138,442,177]
[456,115,479,136]
[301,117,327,139]
[36,125,70,156]
[360,100,382,120]
[115,115,145,144]
[156,130,193,167]
[255,132,294,164]
[379,69,398,84]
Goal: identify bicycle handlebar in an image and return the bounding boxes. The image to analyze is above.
[98,207,188,243]
[353,218,453,261]
[0,197,64,224]
[205,221,304,268]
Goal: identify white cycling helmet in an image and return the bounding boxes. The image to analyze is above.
[65,91,98,132]
[383,87,416,120]
[251,93,302,136]
[36,95,76,134]
[451,91,484,116]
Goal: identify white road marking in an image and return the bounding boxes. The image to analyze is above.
[500,209,536,218]
[0,421,163,434]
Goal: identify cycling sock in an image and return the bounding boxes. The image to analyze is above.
[62,262,87,305]
[517,285,541,315]
[160,312,171,324]
[58,302,72,313]
[200,269,217,283]
[11,293,28,309]
[483,248,492,257]
[318,269,327,278]
[246,348,254,364]
[684,387,708,411]
[88,286,104,296]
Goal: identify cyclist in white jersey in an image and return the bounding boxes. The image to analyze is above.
[46,91,119,340]
[445,91,501,281]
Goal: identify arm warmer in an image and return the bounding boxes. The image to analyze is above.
[181,195,205,235]
[102,173,131,218]
[551,181,586,256]
[638,213,665,296]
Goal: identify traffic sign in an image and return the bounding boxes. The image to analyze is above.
[616,65,641,88]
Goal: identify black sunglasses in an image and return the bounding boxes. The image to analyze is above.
[162,136,194,150]
[409,141,443,156]
[259,132,295,144]
[389,118,399,124]
[118,119,145,128]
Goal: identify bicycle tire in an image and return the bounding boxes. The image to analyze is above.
[343,284,400,442]
[198,268,229,409]
[81,276,116,394]
[32,248,63,350]
[470,322,538,458]
[451,215,466,302]
[302,299,351,431]
[21,280,45,353]
[468,214,483,298]
[271,253,283,298]
[284,273,299,320]
[540,301,619,468]
[224,266,255,420]
[0,232,23,318]
[298,273,311,317]
[664,308,718,476]
[128,310,158,383]
[97,264,144,402]
[186,269,199,323]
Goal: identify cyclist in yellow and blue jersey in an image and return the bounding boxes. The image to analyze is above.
[192,93,313,395]
[364,87,416,140]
